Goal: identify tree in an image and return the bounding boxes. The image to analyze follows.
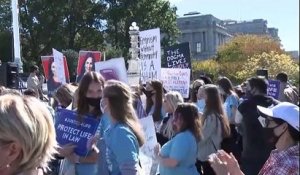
[192,59,220,81]
[0,31,12,62]
[237,51,299,85]
[62,49,78,82]
[216,35,285,83]
[105,0,179,58]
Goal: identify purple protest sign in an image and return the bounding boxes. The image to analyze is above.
[267,80,280,99]
[55,108,100,156]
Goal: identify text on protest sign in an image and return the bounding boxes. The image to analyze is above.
[163,42,191,69]
[161,68,191,98]
[52,49,66,83]
[267,80,280,99]
[55,108,100,156]
[139,28,161,83]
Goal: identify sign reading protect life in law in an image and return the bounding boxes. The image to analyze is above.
[55,108,100,156]
[267,80,280,99]
[164,42,191,69]
[95,58,128,83]
[139,28,161,83]
[161,68,191,98]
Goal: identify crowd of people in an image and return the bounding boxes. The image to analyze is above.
[0,66,299,175]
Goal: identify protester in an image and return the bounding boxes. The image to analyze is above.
[196,84,206,113]
[0,94,57,175]
[53,84,78,109]
[144,80,165,129]
[131,85,147,119]
[59,71,109,175]
[27,65,44,99]
[189,79,205,103]
[76,52,96,83]
[276,72,299,105]
[209,102,299,175]
[234,85,246,103]
[196,84,231,175]
[101,80,145,175]
[235,77,279,175]
[217,77,242,161]
[155,103,202,175]
[157,91,184,145]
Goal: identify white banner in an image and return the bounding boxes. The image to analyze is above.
[52,48,66,84]
[139,28,161,83]
[161,68,191,98]
[95,58,128,83]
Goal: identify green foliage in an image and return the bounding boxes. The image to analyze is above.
[0,0,179,71]
[237,51,299,85]
[192,59,220,81]
[0,31,12,62]
[62,49,79,80]
[217,35,283,62]
[105,0,179,58]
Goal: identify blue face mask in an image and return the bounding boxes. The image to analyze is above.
[197,99,206,113]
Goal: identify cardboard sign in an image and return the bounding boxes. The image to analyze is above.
[267,80,280,99]
[55,108,100,156]
[164,42,191,69]
[139,116,157,175]
[76,51,101,82]
[161,68,191,98]
[95,58,128,83]
[139,28,161,83]
[41,55,70,97]
[53,49,66,83]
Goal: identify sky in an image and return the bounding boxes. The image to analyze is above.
[168,0,299,51]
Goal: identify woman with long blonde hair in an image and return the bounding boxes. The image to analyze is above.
[101,80,145,175]
[157,91,184,145]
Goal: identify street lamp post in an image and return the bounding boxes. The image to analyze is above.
[127,22,140,84]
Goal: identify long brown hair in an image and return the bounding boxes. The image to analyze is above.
[190,79,205,103]
[77,71,105,118]
[103,80,145,146]
[146,80,163,121]
[203,84,231,138]
[174,103,203,142]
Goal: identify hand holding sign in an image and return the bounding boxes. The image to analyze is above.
[55,108,100,156]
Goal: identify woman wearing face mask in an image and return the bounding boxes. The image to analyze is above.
[209,102,299,175]
[157,91,184,145]
[100,80,145,175]
[196,84,231,175]
[217,77,239,124]
[155,103,202,175]
[196,85,206,114]
[59,72,109,175]
[143,80,166,130]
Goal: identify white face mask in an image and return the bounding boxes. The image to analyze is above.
[100,99,107,113]
[197,99,206,112]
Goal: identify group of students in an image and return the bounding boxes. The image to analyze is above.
[0,70,299,175]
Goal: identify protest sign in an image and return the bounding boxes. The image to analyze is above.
[267,80,280,99]
[55,108,100,156]
[41,55,69,97]
[53,49,66,83]
[163,42,191,69]
[76,51,101,82]
[95,58,128,83]
[139,116,157,175]
[139,28,161,83]
[161,68,191,98]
